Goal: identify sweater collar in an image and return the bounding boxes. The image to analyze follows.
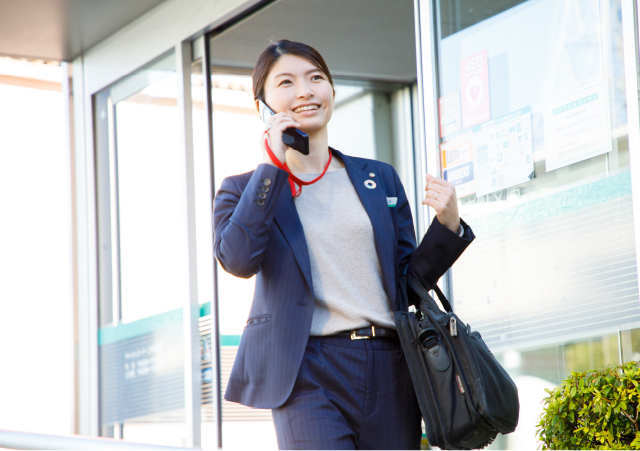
[329,147,368,170]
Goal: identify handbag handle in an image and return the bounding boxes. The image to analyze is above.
[406,275,453,313]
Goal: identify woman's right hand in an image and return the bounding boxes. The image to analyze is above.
[261,113,300,166]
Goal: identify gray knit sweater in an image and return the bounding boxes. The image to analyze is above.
[294,168,396,336]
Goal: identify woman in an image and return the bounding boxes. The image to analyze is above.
[213,40,474,450]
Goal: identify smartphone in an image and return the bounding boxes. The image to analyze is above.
[258,100,310,155]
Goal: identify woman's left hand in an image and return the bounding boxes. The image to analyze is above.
[422,173,461,234]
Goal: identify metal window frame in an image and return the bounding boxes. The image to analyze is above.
[62,60,80,436]
[201,34,223,450]
[191,33,223,450]
[72,52,101,437]
[176,39,203,449]
[622,0,640,294]
[0,428,194,450]
[413,0,455,299]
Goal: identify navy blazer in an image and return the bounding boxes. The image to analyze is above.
[213,149,474,409]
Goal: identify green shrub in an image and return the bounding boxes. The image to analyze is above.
[537,361,640,449]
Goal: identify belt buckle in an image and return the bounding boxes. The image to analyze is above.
[350,326,375,340]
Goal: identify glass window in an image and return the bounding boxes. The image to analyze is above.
[435,0,638,359]
[431,0,639,448]
[95,51,189,446]
[0,57,74,435]
[113,54,186,324]
[491,332,620,449]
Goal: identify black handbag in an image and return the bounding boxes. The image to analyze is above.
[395,274,520,450]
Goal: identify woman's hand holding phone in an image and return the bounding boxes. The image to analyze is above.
[261,113,301,166]
[422,174,461,234]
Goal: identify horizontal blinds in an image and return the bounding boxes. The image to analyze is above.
[454,194,640,353]
[200,316,272,422]
[100,323,184,424]
[200,316,215,423]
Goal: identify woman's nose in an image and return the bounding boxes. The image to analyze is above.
[296,83,314,98]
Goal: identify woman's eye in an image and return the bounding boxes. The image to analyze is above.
[279,80,292,86]
[312,75,324,81]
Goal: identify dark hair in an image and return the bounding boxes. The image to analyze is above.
[252,40,334,109]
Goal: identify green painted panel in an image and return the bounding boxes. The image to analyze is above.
[466,171,632,236]
[221,335,241,347]
[98,308,183,346]
[200,302,211,317]
[98,300,242,348]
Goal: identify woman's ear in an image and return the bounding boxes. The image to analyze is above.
[254,99,260,111]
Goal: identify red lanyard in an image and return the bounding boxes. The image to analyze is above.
[263,134,333,197]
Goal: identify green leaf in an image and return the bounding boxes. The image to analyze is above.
[538,361,640,449]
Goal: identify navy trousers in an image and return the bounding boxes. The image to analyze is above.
[271,334,422,450]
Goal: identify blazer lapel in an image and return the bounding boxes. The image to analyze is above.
[273,188,314,293]
[336,149,397,308]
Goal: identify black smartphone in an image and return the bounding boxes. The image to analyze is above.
[258,100,310,155]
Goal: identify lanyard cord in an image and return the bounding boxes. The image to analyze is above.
[263,134,333,197]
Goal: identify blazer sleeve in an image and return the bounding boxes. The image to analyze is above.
[390,166,475,290]
[392,167,418,277]
[213,164,289,279]
[407,215,475,290]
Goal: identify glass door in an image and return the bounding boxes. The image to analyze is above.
[206,1,420,446]
[94,51,190,447]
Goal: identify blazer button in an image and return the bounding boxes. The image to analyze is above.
[257,199,265,207]
[262,186,270,193]
[259,192,267,199]
[263,178,272,186]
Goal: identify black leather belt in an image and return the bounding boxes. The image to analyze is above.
[339,326,397,340]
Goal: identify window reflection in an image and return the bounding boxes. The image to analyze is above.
[437,0,638,356]
[114,66,186,324]
[490,333,620,449]
[434,0,640,449]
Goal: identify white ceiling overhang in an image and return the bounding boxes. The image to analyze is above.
[0,0,167,61]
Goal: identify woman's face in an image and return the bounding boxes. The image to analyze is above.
[261,54,334,134]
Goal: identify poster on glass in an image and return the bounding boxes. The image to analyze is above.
[473,106,534,197]
[441,132,476,198]
[543,79,611,172]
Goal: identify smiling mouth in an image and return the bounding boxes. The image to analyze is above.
[293,104,320,113]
